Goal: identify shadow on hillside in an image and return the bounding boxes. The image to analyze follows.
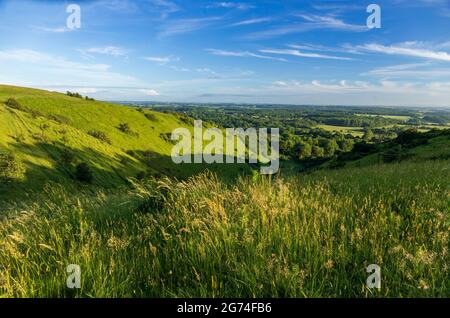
[1,142,254,205]
[134,149,253,182]
[0,141,136,204]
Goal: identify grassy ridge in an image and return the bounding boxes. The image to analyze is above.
[0,85,250,201]
[0,159,448,297]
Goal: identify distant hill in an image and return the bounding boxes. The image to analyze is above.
[0,85,249,200]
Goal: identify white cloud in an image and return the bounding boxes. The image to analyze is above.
[0,49,110,71]
[158,16,223,37]
[355,43,450,62]
[208,2,255,10]
[0,49,142,88]
[195,68,217,75]
[148,0,180,18]
[260,48,353,61]
[366,62,450,78]
[139,89,160,96]
[80,46,128,57]
[229,17,272,27]
[206,48,287,62]
[35,26,72,33]
[144,56,180,64]
[243,14,367,39]
[295,14,367,32]
[72,87,98,94]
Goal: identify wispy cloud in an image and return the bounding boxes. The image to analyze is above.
[34,26,72,33]
[158,16,223,37]
[0,49,141,87]
[138,88,160,96]
[0,49,110,71]
[366,62,450,78]
[260,48,353,61]
[92,0,179,18]
[229,17,272,27]
[148,0,181,18]
[79,46,129,57]
[242,14,367,39]
[144,56,180,64]
[355,42,450,62]
[207,2,255,10]
[206,48,287,62]
[295,14,368,31]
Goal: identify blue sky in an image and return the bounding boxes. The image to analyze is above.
[0,0,450,106]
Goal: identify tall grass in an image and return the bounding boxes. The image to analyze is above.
[0,160,448,297]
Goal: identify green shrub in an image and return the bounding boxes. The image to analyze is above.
[0,151,25,182]
[74,162,93,183]
[88,130,111,144]
[60,149,75,166]
[66,91,83,98]
[118,123,131,134]
[144,113,157,121]
[5,98,24,111]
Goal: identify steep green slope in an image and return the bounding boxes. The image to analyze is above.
[0,85,249,201]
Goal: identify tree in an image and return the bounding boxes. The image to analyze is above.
[338,139,354,152]
[297,142,312,160]
[312,145,325,158]
[75,163,93,183]
[323,139,339,157]
[363,129,374,142]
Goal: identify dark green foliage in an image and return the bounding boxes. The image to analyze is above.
[88,130,111,144]
[159,132,175,144]
[144,113,157,121]
[136,171,147,180]
[5,98,24,111]
[0,151,24,182]
[75,162,93,183]
[60,149,75,166]
[66,91,83,98]
[396,129,428,147]
[363,128,374,142]
[118,123,131,134]
[381,145,410,163]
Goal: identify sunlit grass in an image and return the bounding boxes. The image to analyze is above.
[1,159,448,297]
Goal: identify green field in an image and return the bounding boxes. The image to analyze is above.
[356,114,413,122]
[316,124,364,137]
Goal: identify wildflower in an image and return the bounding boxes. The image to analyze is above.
[324,259,334,270]
[149,243,157,257]
[418,279,429,290]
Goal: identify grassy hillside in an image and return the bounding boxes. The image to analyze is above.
[0,85,448,297]
[0,159,448,297]
[323,129,450,169]
[0,85,249,201]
